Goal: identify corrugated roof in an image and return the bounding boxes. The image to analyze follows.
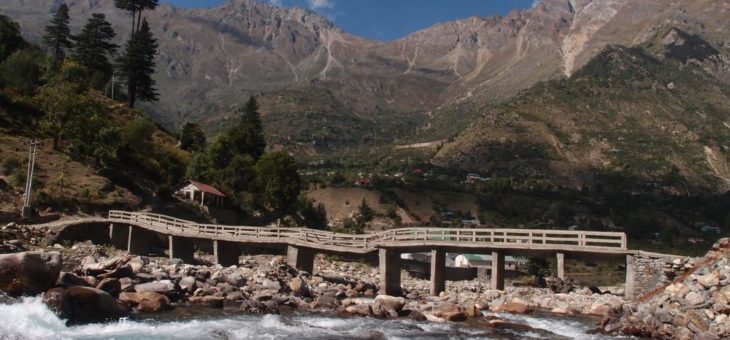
[189,180,226,197]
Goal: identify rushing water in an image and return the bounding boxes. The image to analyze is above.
[0,297,620,340]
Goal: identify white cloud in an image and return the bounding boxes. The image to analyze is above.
[532,0,542,9]
[308,0,335,10]
[269,0,283,6]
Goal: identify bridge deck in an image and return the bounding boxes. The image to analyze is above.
[103,211,630,255]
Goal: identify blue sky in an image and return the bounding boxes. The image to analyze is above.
[163,0,536,41]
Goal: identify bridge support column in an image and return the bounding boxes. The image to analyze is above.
[127,226,155,255]
[379,248,401,296]
[287,245,315,274]
[109,224,129,250]
[556,252,565,279]
[168,235,195,263]
[430,249,445,296]
[625,254,635,299]
[213,240,240,267]
[491,251,505,290]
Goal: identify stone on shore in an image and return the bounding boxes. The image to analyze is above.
[96,278,122,297]
[119,292,171,312]
[0,251,62,297]
[496,301,531,314]
[134,280,175,294]
[44,286,130,325]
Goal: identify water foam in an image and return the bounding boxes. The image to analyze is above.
[494,312,617,339]
[0,296,614,339]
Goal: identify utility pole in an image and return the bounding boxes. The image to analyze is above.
[22,140,40,218]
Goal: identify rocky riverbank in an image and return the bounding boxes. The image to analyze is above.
[0,234,630,331]
[601,238,730,339]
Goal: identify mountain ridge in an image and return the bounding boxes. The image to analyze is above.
[3,0,728,153]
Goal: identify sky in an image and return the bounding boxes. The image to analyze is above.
[162,0,536,41]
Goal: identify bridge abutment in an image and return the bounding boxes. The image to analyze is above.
[213,240,241,267]
[491,251,505,290]
[127,225,156,255]
[108,224,129,250]
[430,249,445,296]
[379,248,402,296]
[287,245,315,274]
[168,235,195,263]
[557,252,565,279]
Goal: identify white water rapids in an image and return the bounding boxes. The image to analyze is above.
[0,297,619,339]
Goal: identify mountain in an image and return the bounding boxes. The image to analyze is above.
[434,34,730,192]
[2,0,728,154]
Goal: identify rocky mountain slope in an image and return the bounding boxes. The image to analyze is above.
[434,32,730,192]
[4,0,728,152]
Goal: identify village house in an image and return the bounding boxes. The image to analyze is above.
[175,180,225,208]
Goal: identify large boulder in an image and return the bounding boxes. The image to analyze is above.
[44,286,130,325]
[372,295,406,318]
[119,292,171,313]
[0,251,62,297]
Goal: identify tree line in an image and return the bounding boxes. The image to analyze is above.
[39,2,157,108]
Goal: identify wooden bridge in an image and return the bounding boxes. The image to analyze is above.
[57,211,637,297]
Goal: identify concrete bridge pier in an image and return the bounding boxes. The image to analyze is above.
[625,254,636,299]
[213,240,241,267]
[168,235,195,263]
[108,224,129,250]
[430,249,445,296]
[127,225,156,255]
[379,248,402,296]
[491,251,505,290]
[557,252,565,279]
[287,245,315,274]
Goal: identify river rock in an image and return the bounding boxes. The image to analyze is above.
[98,264,134,280]
[497,301,531,314]
[665,283,689,297]
[0,251,62,297]
[444,311,468,322]
[345,303,373,316]
[289,277,310,297]
[57,272,90,287]
[96,278,122,297]
[374,295,406,313]
[179,276,196,292]
[119,292,170,312]
[698,273,720,289]
[44,286,130,325]
[262,279,281,292]
[686,291,705,306]
[225,272,245,287]
[188,295,225,308]
[310,295,341,309]
[134,280,175,294]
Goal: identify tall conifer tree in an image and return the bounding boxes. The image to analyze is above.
[72,13,117,80]
[116,19,158,108]
[43,3,73,63]
[230,96,267,161]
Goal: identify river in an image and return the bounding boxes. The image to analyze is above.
[0,297,620,339]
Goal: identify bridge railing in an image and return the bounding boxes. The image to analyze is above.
[108,211,627,250]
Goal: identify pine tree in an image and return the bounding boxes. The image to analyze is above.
[116,19,158,108]
[43,3,73,63]
[230,96,267,160]
[72,14,117,80]
[114,0,159,34]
